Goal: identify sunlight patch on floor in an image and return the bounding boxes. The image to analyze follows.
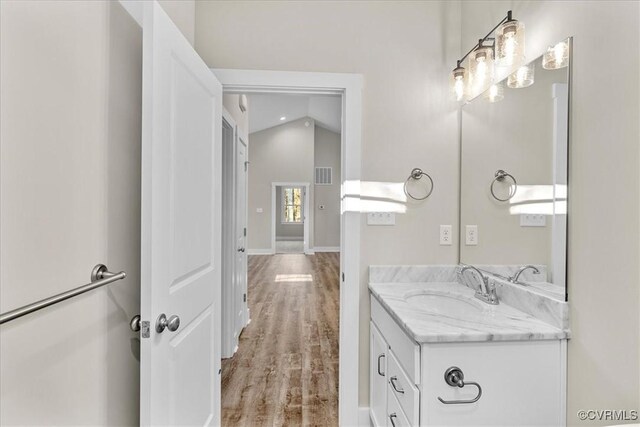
[275,274,313,282]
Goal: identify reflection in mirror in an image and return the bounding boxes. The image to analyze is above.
[460,38,571,302]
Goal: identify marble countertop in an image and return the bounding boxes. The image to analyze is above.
[370,281,569,343]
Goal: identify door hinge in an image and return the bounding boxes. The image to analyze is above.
[244,161,249,172]
[243,293,247,302]
[342,272,345,282]
[244,227,247,237]
[141,321,151,338]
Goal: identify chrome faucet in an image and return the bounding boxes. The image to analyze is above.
[460,265,499,305]
[509,265,540,284]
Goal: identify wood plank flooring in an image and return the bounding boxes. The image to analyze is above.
[221,253,340,427]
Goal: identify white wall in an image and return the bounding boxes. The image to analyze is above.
[0,1,194,424]
[314,126,341,249]
[247,118,315,251]
[195,0,462,405]
[461,2,639,424]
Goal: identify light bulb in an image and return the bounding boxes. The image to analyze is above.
[454,76,465,101]
[484,83,504,103]
[507,63,535,88]
[496,19,525,67]
[543,40,569,70]
[450,63,467,101]
[468,45,494,98]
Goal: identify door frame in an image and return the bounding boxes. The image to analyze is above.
[221,109,237,359]
[213,68,362,425]
[272,182,310,254]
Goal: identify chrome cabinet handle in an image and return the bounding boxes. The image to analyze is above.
[390,376,405,394]
[437,366,482,404]
[377,354,385,376]
[389,413,397,427]
[156,313,180,333]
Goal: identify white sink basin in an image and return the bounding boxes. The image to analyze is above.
[404,291,483,314]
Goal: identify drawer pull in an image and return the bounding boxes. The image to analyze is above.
[389,413,397,427]
[437,366,482,405]
[377,354,385,376]
[390,376,405,394]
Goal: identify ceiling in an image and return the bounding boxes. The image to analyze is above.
[247,93,342,134]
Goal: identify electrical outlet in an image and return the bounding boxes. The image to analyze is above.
[367,212,396,226]
[440,225,452,245]
[520,214,546,227]
[465,225,478,245]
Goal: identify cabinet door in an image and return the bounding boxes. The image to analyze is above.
[370,322,388,427]
[422,341,564,426]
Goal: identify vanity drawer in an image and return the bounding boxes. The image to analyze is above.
[388,349,419,426]
[371,295,421,384]
[387,385,413,427]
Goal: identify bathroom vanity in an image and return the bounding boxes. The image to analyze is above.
[368,266,569,427]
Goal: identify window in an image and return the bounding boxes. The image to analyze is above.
[281,187,303,224]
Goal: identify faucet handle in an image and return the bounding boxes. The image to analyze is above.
[487,280,500,303]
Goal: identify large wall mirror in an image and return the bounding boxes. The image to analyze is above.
[459,38,571,302]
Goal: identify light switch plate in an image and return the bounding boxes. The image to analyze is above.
[520,214,546,227]
[440,225,452,245]
[465,225,478,245]
[367,212,395,226]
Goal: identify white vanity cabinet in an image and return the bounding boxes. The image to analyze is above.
[370,295,567,427]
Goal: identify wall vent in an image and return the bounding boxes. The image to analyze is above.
[315,167,332,185]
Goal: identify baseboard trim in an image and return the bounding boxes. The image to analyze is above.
[358,407,371,426]
[313,246,340,252]
[247,249,275,255]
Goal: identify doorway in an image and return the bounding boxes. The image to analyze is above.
[222,80,358,424]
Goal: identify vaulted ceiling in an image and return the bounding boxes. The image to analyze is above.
[247,93,342,134]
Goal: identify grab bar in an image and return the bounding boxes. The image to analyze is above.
[0,264,126,325]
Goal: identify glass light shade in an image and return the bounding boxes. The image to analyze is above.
[542,41,569,70]
[484,83,504,103]
[468,45,494,98]
[496,19,525,67]
[507,63,535,88]
[450,64,467,102]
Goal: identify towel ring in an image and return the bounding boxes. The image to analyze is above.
[490,169,517,202]
[404,168,434,201]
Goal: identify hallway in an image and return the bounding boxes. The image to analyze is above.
[221,253,340,426]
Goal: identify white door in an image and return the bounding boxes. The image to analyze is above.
[140,2,222,426]
[234,136,249,335]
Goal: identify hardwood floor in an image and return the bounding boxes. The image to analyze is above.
[221,252,340,427]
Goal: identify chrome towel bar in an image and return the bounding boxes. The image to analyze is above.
[0,264,126,325]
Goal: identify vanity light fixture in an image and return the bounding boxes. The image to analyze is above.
[450,10,525,102]
[542,40,570,70]
[507,63,535,88]
[484,83,504,103]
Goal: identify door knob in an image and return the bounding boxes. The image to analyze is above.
[156,313,180,333]
[130,314,141,332]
